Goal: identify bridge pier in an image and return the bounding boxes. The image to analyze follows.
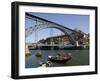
[25,44,31,56]
[76,41,79,47]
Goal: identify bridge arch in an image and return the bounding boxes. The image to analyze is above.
[25,13,81,46]
[30,25,75,44]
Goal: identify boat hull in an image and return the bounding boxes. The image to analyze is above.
[48,56,72,63]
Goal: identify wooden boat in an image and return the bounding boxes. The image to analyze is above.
[48,53,72,63]
[39,61,52,67]
[35,52,42,58]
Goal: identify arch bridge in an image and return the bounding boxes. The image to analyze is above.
[25,12,84,47]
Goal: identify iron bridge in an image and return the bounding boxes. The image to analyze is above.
[25,13,83,46]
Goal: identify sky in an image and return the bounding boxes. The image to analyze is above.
[25,12,89,43]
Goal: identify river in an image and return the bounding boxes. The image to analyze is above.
[25,49,89,68]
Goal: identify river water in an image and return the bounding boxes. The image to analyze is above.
[25,49,89,68]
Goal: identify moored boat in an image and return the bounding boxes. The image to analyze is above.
[48,53,72,63]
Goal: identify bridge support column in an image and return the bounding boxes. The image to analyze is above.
[76,41,79,47]
[25,44,31,56]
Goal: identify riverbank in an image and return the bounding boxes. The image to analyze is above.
[29,46,89,50]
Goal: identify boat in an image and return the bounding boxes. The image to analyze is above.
[35,51,42,58]
[39,61,52,67]
[48,53,72,63]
